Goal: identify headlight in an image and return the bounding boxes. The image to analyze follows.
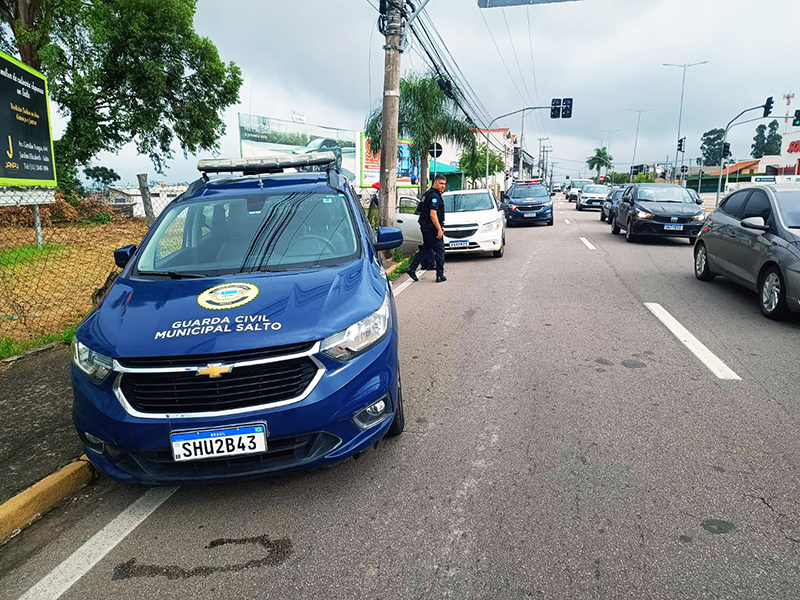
[693,212,706,221]
[481,219,501,232]
[636,210,653,219]
[72,339,113,383]
[321,294,391,361]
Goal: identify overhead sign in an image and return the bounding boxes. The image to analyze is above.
[477,0,582,7]
[0,51,56,188]
[291,111,306,124]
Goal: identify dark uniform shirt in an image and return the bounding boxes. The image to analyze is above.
[418,188,445,231]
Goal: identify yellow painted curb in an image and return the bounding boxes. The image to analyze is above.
[0,455,96,544]
[385,261,402,277]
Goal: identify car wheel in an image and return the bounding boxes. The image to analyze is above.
[600,210,606,222]
[694,242,715,281]
[625,219,636,243]
[547,218,554,226]
[493,237,505,258]
[386,374,405,437]
[576,200,583,211]
[507,220,514,228]
[759,265,790,320]
[611,214,620,235]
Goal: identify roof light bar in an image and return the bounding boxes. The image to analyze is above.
[197,152,337,175]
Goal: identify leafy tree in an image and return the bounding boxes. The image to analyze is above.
[765,119,782,155]
[364,72,476,208]
[601,171,630,185]
[700,129,725,166]
[586,147,613,180]
[459,143,504,186]
[84,166,120,193]
[751,124,767,158]
[634,172,655,183]
[0,0,243,193]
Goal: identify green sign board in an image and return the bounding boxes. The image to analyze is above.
[0,51,56,187]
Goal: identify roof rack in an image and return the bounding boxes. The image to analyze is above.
[197,152,338,176]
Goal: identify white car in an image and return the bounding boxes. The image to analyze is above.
[576,184,609,211]
[395,188,506,258]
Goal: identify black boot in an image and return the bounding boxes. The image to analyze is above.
[436,275,447,283]
[405,268,418,282]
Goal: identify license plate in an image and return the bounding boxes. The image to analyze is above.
[450,241,469,248]
[664,224,683,231]
[524,212,538,217]
[170,423,267,462]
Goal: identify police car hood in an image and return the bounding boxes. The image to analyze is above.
[77,259,387,358]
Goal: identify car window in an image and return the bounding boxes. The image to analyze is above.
[635,186,693,203]
[740,190,772,223]
[720,190,750,219]
[584,185,607,194]
[398,197,419,214]
[442,192,495,212]
[775,190,800,228]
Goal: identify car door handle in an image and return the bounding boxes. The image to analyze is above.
[397,219,404,223]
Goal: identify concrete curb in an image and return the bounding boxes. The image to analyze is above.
[0,455,96,545]
[1,341,67,367]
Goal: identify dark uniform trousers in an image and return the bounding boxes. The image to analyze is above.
[408,226,445,278]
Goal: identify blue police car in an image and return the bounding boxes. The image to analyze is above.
[71,153,406,484]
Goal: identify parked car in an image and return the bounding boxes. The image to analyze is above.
[610,183,705,243]
[601,187,627,222]
[576,184,609,211]
[503,182,554,226]
[71,153,406,484]
[396,189,506,257]
[565,179,593,202]
[694,185,800,319]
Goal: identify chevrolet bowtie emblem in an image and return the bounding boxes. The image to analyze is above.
[196,363,232,378]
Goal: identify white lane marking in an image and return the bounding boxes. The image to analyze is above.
[579,237,596,250]
[644,303,741,380]
[559,211,564,215]
[19,487,178,600]
[392,269,426,296]
[564,219,570,225]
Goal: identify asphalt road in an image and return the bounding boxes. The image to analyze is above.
[4,194,800,599]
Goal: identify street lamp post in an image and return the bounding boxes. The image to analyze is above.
[600,129,620,179]
[627,109,651,182]
[663,61,708,185]
[484,105,546,186]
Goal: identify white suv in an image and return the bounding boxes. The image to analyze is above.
[396,188,506,258]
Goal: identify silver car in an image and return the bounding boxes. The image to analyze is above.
[576,184,609,211]
[694,185,800,319]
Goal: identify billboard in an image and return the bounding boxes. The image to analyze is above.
[239,113,358,182]
[0,51,57,189]
[360,134,419,188]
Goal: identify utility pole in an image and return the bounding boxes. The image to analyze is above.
[517,110,526,180]
[664,61,708,183]
[627,109,651,182]
[378,0,404,228]
[549,161,557,191]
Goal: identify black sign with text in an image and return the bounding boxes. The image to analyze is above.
[0,52,56,187]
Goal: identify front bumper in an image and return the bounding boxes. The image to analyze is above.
[72,330,400,485]
[580,197,605,208]
[444,228,503,253]
[507,205,552,224]
[629,219,704,238]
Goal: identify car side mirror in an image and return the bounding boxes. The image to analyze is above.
[741,216,768,231]
[695,197,704,205]
[550,192,556,196]
[374,226,403,251]
[114,244,136,269]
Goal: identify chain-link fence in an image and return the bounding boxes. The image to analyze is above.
[0,185,176,346]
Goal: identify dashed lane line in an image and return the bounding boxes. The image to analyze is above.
[579,237,596,250]
[564,219,570,225]
[644,303,741,380]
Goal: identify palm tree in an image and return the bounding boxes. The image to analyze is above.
[587,147,613,181]
[364,73,476,200]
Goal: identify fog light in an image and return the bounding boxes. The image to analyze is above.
[84,432,105,454]
[353,395,392,430]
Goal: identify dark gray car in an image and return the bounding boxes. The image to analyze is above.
[694,185,800,319]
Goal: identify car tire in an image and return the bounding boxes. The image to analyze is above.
[386,374,405,437]
[759,265,790,320]
[625,219,636,243]
[547,218,554,226]
[694,242,715,281]
[493,237,505,258]
[576,201,583,211]
[611,214,620,235]
[600,210,606,222]
[507,220,514,228]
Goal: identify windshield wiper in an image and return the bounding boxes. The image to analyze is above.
[138,270,210,279]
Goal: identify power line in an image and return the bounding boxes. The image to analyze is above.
[526,6,547,139]
[502,8,535,107]
[478,9,527,105]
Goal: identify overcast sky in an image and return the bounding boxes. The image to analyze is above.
[74,0,798,185]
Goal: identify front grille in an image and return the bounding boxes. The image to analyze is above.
[517,204,545,212]
[444,228,478,239]
[120,357,318,413]
[650,215,694,224]
[118,341,315,368]
[114,432,341,480]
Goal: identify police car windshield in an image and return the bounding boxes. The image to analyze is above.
[442,192,494,212]
[509,185,548,199]
[136,191,360,276]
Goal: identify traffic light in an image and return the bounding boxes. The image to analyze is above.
[550,98,561,119]
[763,96,774,118]
[561,98,573,119]
[677,138,685,152]
[793,110,800,127]
[723,142,731,158]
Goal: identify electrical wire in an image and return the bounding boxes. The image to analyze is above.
[526,5,548,139]
[502,8,535,107]
[478,9,527,106]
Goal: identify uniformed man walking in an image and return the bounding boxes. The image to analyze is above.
[405,174,447,283]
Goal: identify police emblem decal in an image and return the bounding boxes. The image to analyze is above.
[197,282,259,310]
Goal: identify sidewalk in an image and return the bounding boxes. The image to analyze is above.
[0,344,82,504]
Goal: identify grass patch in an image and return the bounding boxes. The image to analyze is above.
[387,256,412,282]
[0,243,65,268]
[0,324,76,360]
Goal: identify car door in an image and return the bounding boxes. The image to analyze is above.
[730,189,777,288]
[709,190,750,279]
[491,190,506,228]
[395,196,422,245]
[616,186,633,226]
